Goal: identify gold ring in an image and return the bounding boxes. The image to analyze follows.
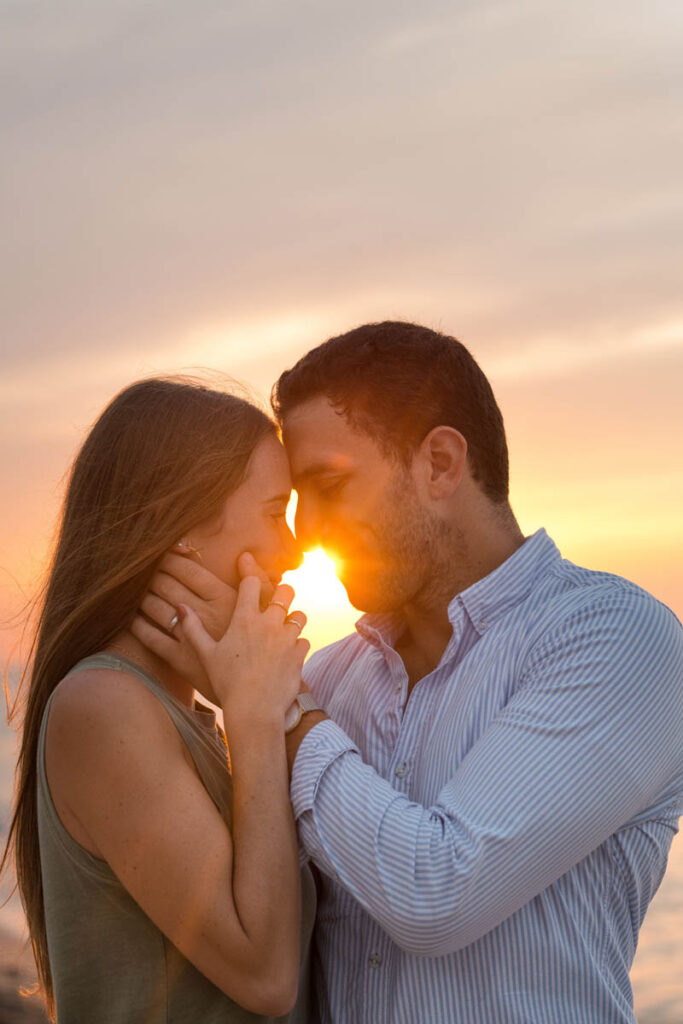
[168,613,179,633]
[269,600,289,614]
[285,614,305,634]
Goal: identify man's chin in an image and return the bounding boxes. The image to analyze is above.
[341,574,402,616]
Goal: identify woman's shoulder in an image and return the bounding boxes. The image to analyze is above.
[48,663,186,766]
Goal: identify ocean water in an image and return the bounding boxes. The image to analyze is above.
[1,719,681,1021]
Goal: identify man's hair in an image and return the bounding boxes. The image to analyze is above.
[272,321,510,503]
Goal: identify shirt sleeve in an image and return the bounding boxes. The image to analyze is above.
[291,588,683,957]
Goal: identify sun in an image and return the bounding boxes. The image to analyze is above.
[282,547,358,653]
[283,548,348,612]
[281,493,358,650]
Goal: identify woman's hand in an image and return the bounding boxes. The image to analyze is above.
[178,573,309,727]
[131,549,277,691]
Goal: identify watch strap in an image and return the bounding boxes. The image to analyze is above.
[284,692,323,733]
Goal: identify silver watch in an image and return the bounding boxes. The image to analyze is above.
[284,692,322,733]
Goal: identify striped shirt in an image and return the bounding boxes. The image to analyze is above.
[293,529,683,1023]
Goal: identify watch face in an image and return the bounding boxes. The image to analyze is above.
[284,700,302,733]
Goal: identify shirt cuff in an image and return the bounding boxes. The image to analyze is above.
[290,719,359,820]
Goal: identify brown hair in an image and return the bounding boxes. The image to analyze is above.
[272,320,510,503]
[1,376,274,1018]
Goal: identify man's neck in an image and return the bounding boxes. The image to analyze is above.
[398,515,525,692]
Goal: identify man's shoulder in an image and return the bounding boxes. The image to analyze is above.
[535,555,680,628]
[523,557,683,675]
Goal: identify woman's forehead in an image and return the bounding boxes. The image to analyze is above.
[244,433,292,495]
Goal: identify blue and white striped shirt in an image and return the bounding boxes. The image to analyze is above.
[293,530,683,1023]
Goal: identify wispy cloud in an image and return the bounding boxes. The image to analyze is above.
[0,0,681,636]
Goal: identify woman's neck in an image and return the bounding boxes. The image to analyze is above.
[104,630,195,707]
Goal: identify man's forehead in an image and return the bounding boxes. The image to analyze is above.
[281,396,369,477]
[281,395,343,432]
[282,397,347,451]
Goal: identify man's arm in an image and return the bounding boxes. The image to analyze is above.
[290,588,683,957]
[285,709,329,767]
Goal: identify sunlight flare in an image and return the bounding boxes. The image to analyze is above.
[283,548,348,612]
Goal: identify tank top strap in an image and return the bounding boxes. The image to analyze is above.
[57,652,233,825]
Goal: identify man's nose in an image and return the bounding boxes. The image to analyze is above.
[294,496,323,553]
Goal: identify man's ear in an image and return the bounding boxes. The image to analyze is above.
[415,426,468,499]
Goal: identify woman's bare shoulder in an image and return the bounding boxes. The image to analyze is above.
[48,665,185,767]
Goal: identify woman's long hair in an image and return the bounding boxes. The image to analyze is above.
[1,376,275,1018]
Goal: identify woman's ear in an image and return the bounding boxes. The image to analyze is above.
[416,426,468,499]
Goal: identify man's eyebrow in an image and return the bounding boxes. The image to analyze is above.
[262,492,291,505]
[292,463,341,484]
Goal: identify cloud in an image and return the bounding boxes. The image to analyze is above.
[1,0,681,377]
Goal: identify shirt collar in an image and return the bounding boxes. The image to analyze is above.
[454,528,561,636]
[355,528,561,646]
[356,610,405,649]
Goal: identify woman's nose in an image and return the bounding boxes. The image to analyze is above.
[280,526,304,572]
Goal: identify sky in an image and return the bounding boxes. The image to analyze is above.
[1,0,682,663]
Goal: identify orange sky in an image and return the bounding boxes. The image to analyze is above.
[1,2,682,662]
[1,333,681,666]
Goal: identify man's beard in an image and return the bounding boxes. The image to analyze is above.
[343,469,462,615]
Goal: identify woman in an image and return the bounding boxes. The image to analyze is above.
[1,377,317,1022]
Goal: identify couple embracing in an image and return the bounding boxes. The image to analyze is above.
[4,321,682,1023]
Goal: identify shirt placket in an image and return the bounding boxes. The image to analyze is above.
[359,916,393,1024]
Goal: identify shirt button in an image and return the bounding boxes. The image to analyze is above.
[368,953,381,969]
[394,763,409,778]
[478,619,488,630]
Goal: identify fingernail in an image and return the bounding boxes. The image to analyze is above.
[178,604,189,621]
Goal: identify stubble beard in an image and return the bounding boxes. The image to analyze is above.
[350,470,463,615]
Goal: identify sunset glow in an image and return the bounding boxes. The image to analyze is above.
[284,548,345,606]
[283,548,358,654]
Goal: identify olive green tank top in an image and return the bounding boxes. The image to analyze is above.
[37,653,315,1024]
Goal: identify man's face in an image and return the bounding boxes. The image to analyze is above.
[283,397,447,613]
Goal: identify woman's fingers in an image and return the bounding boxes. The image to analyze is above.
[295,637,311,663]
[146,557,237,641]
[232,575,266,618]
[265,584,296,619]
[237,551,270,583]
[148,568,204,608]
[155,551,231,601]
[284,610,307,635]
[177,604,214,663]
[130,613,180,661]
[139,592,180,634]
[237,552,277,610]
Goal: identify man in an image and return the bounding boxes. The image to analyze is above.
[143,322,682,1022]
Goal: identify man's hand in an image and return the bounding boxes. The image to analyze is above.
[131,550,240,690]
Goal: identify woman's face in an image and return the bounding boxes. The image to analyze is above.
[187,433,301,587]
